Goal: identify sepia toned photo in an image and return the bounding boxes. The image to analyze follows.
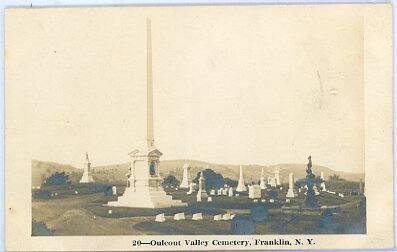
[5,4,393,251]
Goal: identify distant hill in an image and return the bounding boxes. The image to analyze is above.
[32,159,364,187]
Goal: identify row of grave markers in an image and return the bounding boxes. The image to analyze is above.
[154,213,237,222]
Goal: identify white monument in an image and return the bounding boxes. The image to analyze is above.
[286,173,296,198]
[80,152,94,183]
[174,212,185,220]
[180,163,191,189]
[274,168,281,186]
[112,186,117,195]
[187,183,197,195]
[269,177,277,188]
[236,165,247,192]
[320,171,327,191]
[228,187,234,197]
[260,168,266,189]
[192,213,203,220]
[248,185,261,199]
[155,213,165,222]
[196,172,208,198]
[107,19,186,209]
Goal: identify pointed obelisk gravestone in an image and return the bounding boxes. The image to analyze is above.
[259,168,266,189]
[80,152,94,183]
[320,171,326,191]
[236,165,247,192]
[107,19,186,209]
[180,163,190,189]
[286,173,296,198]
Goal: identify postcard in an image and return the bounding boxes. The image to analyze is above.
[5,4,394,251]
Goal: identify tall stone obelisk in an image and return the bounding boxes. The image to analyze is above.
[80,152,94,183]
[180,163,190,189]
[108,18,186,208]
[236,165,247,192]
[286,173,296,198]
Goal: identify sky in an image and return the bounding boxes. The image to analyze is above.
[6,6,364,173]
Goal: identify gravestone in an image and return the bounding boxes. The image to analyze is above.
[248,185,261,199]
[217,189,222,195]
[174,212,185,220]
[108,209,112,214]
[180,163,191,189]
[286,173,296,198]
[222,214,231,220]
[155,213,165,222]
[187,183,197,195]
[228,187,234,197]
[210,189,216,195]
[207,196,212,202]
[269,199,275,203]
[236,165,247,192]
[320,171,327,191]
[112,186,117,195]
[231,214,236,219]
[214,215,222,221]
[286,199,290,203]
[192,213,203,220]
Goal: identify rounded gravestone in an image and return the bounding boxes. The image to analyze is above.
[250,204,268,222]
[230,216,255,235]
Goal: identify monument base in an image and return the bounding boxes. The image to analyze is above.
[79,175,94,183]
[108,186,187,208]
[236,185,247,192]
[286,189,296,198]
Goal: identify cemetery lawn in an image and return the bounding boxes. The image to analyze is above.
[32,184,366,235]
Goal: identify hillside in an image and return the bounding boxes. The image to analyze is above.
[32,159,364,187]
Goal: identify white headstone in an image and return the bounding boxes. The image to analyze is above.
[269,199,275,203]
[155,213,165,222]
[236,193,240,197]
[286,173,296,198]
[197,172,208,199]
[222,214,231,220]
[231,214,236,219]
[217,189,222,195]
[222,188,228,195]
[174,212,185,220]
[214,214,222,221]
[108,209,113,214]
[285,199,290,203]
[253,199,258,203]
[274,168,281,186]
[236,165,247,192]
[74,191,79,195]
[210,189,216,195]
[248,185,261,199]
[207,196,212,202]
[112,186,117,195]
[192,213,203,220]
[187,183,197,195]
[261,199,266,202]
[180,163,191,189]
[228,187,234,197]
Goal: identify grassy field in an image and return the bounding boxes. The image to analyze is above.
[32,183,366,236]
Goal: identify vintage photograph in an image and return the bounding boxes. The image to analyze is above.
[26,8,367,236]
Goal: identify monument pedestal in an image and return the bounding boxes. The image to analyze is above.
[286,189,296,198]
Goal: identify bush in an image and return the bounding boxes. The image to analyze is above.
[192,169,224,191]
[162,175,180,188]
[43,172,71,186]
